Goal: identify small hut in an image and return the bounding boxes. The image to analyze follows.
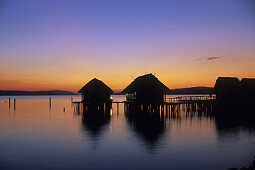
[122,73,170,104]
[240,78,255,100]
[214,77,240,102]
[78,78,113,103]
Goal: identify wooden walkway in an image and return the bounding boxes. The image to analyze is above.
[73,95,216,105]
[72,95,216,116]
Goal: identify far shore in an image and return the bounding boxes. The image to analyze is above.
[0,87,213,96]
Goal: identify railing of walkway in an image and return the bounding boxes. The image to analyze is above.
[165,95,216,103]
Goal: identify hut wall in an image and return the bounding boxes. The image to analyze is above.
[240,79,255,101]
[135,90,164,104]
[126,92,136,102]
[82,90,111,103]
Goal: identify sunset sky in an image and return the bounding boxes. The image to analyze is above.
[0,0,255,92]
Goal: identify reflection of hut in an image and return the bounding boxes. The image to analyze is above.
[240,78,255,100]
[77,102,112,149]
[122,73,170,104]
[78,78,113,103]
[125,107,165,150]
[214,103,255,135]
[81,105,111,137]
[214,77,240,102]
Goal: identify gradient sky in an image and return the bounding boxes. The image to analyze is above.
[0,0,255,92]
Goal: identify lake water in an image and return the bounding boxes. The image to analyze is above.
[0,95,254,170]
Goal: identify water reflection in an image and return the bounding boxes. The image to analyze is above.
[123,101,255,153]
[1,95,255,169]
[81,104,111,137]
[214,104,255,139]
[123,102,216,152]
[67,100,255,143]
[74,103,112,143]
[125,105,165,150]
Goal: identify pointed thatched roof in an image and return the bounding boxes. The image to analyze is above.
[214,77,240,90]
[121,73,170,94]
[78,78,113,94]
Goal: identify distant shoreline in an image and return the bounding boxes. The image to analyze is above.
[0,87,213,96]
[0,87,214,96]
[0,90,79,96]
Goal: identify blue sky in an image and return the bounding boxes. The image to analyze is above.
[0,0,254,91]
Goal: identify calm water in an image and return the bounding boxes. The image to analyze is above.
[0,95,254,170]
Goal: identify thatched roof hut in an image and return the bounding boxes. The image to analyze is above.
[78,78,113,103]
[122,73,170,104]
[214,77,240,102]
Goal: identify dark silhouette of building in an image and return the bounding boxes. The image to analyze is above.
[214,77,255,104]
[78,78,113,103]
[240,78,255,101]
[122,73,170,104]
[214,77,240,103]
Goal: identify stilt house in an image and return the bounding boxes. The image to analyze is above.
[78,78,113,103]
[214,77,240,102]
[121,73,170,104]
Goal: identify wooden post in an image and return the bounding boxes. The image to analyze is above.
[49,97,51,110]
[78,103,80,115]
[117,103,119,115]
[14,98,16,111]
[9,97,11,109]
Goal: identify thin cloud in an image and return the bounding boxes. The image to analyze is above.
[197,55,230,61]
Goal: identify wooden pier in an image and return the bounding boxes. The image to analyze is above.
[72,95,216,116]
[73,96,216,104]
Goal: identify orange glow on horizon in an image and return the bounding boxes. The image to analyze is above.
[1,51,254,92]
[1,0,255,93]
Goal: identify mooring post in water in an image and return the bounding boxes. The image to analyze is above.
[14,98,16,111]
[117,103,119,115]
[49,97,51,109]
[71,97,73,102]
[9,97,11,109]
